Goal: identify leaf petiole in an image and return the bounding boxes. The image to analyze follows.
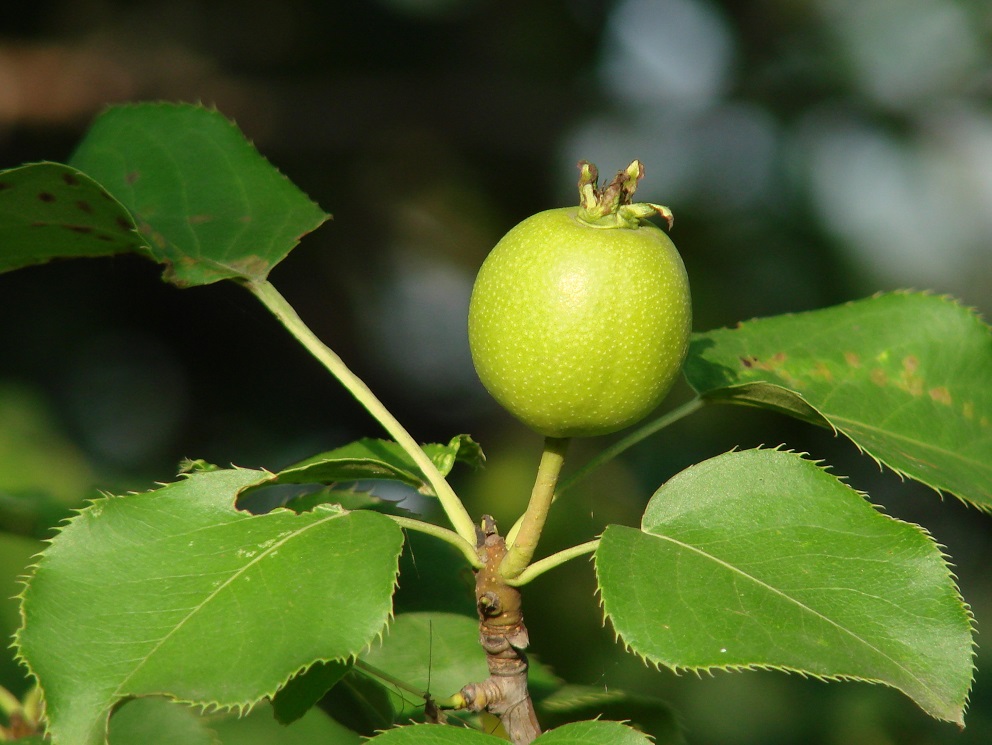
[504,539,599,587]
[388,515,481,569]
[244,279,478,547]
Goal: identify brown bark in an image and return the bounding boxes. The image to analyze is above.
[455,516,541,744]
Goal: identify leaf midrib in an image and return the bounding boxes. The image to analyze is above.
[644,529,935,697]
[112,510,343,697]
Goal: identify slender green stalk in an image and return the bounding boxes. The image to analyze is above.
[245,279,478,546]
[558,397,705,495]
[500,436,570,580]
[504,398,706,544]
[389,515,481,569]
[504,539,599,587]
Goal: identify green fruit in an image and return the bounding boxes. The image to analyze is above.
[468,161,691,438]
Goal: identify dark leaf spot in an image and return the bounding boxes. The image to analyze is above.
[62,172,80,187]
[76,200,94,214]
[64,225,93,234]
[116,217,133,232]
[0,182,12,192]
[125,171,140,185]
[38,192,55,203]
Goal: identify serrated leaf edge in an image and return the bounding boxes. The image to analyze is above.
[593,447,976,726]
[10,465,405,742]
[692,291,992,512]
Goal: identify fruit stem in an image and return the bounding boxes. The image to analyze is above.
[576,159,674,230]
[499,436,571,580]
[244,279,479,550]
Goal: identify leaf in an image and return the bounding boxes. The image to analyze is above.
[0,162,147,274]
[108,698,217,745]
[208,701,361,745]
[271,660,352,725]
[366,720,652,744]
[15,467,404,745]
[68,102,329,287]
[538,686,684,745]
[684,292,992,509]
[533,720,653,744]
[596,449,974,725]
[273,435,484,497]
[359,612,489,721]
[366,723,506,743]
[321,669,398,737]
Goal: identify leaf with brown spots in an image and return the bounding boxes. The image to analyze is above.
[684,292,992,510]
[0,162,149,273]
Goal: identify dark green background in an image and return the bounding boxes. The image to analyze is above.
[1,2,990,743]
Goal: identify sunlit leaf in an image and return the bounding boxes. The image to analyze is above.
[596,449,974,725]
[15,467,404,745]
[68,102,329,287]
[684,292,992,509]
[366,723,505,743]
[533,720,653,744]
[366,720,652,744]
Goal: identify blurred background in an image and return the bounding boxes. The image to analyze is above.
[1,1,991,743]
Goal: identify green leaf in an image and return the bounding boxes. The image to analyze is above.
[321,669,398,737]
[271,660,352,725]
[366,720,652,744]
[360,612,488,721]
[596,449,974,725]
[533,720,653,744]
[684,292,992,509]
[208,701,361,745]
[15,467,404,745]
[538,686,684,745]
[68,102,329,287]
[0,162,147,274]
[274,436,484,497]
[108,698,217,745]
[366,723,505,743]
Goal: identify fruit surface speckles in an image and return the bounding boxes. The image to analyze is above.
[468,205,691,438]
